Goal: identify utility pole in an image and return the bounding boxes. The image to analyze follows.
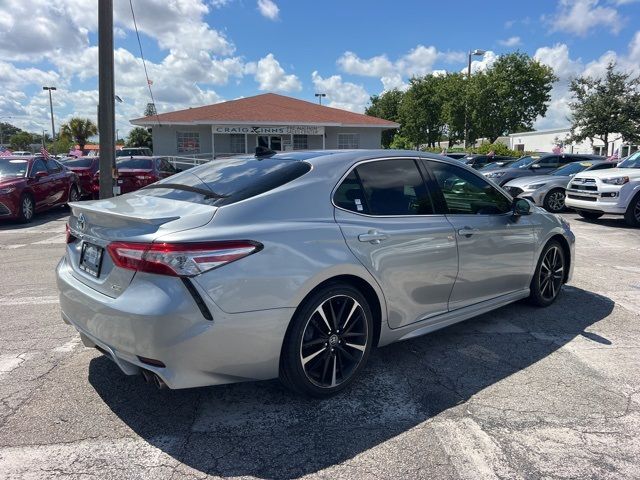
[98,0,116,199]
[464,49,486,150]
[42,86,56,154]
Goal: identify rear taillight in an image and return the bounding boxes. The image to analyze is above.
[65,223,76,244]
[135,174,154,181]
[106,241,262,277]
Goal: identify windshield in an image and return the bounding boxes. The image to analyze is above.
[0,159,29,179]
[65,158,95,168]
[510,156,539,169]
[618,152,640,168]
[551,162,591,176]
[116,158,153,169]
[142,155,311,206]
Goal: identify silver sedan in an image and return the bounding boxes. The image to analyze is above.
[57,150,575,397]
[502,160,618,213]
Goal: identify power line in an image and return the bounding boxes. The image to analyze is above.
[129,0,161,127]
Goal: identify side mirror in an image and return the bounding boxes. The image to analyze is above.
[513,198,531,216]
[35,171,48,179]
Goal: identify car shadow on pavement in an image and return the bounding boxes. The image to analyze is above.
[0,207,69,230]
[573,216,636,229]
[88,286,614,480]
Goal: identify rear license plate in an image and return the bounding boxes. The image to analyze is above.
[79,242,104,277]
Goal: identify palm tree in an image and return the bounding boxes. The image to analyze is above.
[60,118,98,150]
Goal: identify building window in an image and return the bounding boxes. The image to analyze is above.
[230,134,245,153]
[177,132,200,154]
[338,133,359,149]
[293,135,308,150]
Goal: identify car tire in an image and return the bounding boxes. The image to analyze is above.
[623,194,640,227]
[528,240,566,307]
[18,193,34,223]
[577,210,604,221]
[68,185,80,204]
[543,188,566,213]
[280,283,373,398]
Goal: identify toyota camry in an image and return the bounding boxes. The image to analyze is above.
[57,150,575,397]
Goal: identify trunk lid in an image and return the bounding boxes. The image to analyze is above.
[67,192,217,298]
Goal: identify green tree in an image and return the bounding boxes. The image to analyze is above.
[365,89,404,148]
[399,75,447,148]
[568,62,640,148]
[440,73,467,147]
[389,133,413,150]
[126,127,153,149]
[9,132,33,151]
[60,118,98,150]
[0,122,23,145]
[144,103,157,117]
[470,52,556,143]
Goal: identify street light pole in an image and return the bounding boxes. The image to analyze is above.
[463,49,486,150]
[315,93,326,105]
[98,0,116,199]
[42,86,57,153]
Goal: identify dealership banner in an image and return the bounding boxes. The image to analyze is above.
[213,125,325,135]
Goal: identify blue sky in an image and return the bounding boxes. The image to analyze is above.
[1,0,639,137]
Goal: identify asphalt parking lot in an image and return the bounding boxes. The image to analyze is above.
[0,208,639,480]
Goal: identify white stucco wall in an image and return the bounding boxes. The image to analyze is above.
[509,128,634,156]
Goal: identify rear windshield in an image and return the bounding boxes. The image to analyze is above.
[116,158,153,169]
[141,156,312,206]
[65,158,95,168]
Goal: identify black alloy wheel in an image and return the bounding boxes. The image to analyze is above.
[529,241,566,307]
[280,284,373,397]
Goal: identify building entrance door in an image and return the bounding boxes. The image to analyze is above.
[258,135,283,151]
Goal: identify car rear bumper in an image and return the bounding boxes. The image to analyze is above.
[56,256,294,389]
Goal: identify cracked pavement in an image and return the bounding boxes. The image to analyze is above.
[0,209,639,479]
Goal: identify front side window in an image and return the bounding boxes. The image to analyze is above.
[46,158,62,172]
[31,159,48,176]
[229,134,245,154]
[427,161,512,215]
[337,133,360,149]
[537,155,559,167]
[177,132,200,154]
[334,159,433,215]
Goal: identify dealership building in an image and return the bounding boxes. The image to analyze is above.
[130,93,399,157]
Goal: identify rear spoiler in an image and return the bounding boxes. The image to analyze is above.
[70,203,179,225]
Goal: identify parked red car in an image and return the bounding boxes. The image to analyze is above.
[0,156,80,223]
[63,156,99,198]
[91,156,178,197]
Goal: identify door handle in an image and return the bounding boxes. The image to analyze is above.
[358,230,389,244]
[458,227,480,237]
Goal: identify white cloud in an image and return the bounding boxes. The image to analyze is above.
[311,72,370,112]
[499,36,522,47]
[533,34,640,130]
[257,0,279,20]
[546,0,622,37]
[467,51,498,74]
[534,44,583,80]
[253,54,301,92]
[336,45,465,91]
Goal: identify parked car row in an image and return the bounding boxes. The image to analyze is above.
[0,156,80,222]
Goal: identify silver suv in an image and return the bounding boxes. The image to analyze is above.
[57,150,575,397]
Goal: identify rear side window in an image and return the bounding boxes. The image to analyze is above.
[46,159,62,172]
[334,159,434,215]
[142,156,311,206]
[117,158,153,169]
[65,158,94,168]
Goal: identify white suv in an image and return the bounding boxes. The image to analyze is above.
[565,152,640,226]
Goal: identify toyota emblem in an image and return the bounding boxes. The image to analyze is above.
[77,213,86,232]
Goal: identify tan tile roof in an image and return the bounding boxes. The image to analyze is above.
[131,93,399,128]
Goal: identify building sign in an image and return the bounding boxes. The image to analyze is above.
[212,125,325,135]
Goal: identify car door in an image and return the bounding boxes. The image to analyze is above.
[530,155,560,175]
[45,158,66,205]
[29,159,52,210]
[333,158,458,329]
[424,159,536,311]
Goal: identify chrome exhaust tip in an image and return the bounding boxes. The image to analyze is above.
[152,372,167,390]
